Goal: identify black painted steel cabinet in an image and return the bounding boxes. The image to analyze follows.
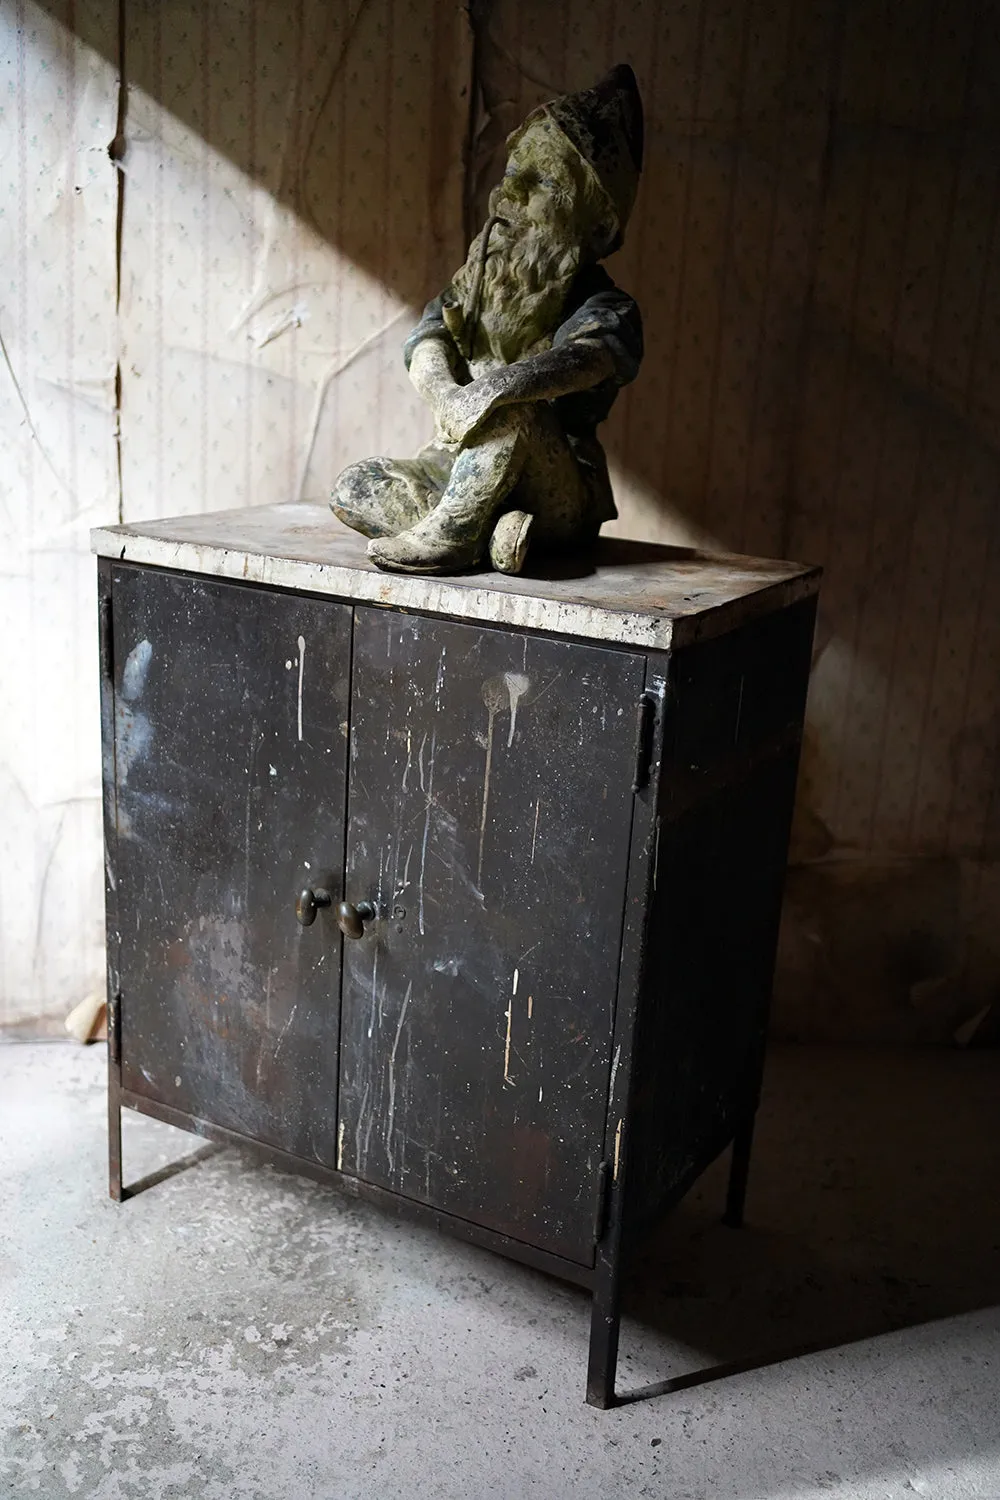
[94,504,819,1406]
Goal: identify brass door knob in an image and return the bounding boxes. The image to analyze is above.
[337,900,377,939]
[295,886,332,926]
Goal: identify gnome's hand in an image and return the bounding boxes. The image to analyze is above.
[433,378,499,447]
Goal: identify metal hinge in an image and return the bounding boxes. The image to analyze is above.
[592,1159,611,1245]
[100,595,114,685]
[108,991,122,1065]
[631,692,657,792]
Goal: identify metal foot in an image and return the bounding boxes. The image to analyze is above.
[723,1114,755,1228]
[586,1256,622,1408]
[108,1056,123,1202]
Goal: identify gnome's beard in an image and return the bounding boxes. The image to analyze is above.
[445,206,583,367]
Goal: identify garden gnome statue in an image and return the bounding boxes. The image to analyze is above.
[330,64,644,576]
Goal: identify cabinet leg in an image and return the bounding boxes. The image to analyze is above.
[723,1113,756,1228]
[108,1062,123,1203]
[586,1256,622,1409]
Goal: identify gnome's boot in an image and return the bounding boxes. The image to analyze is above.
[367,411,528,574]
[489,510,533,574]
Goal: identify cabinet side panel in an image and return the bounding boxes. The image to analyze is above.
[98,560,121,1010]
[339,609,645,1266]
[626,597,817,1231]
[111,567,351,1166]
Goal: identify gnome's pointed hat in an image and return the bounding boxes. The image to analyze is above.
[515,64,644,253]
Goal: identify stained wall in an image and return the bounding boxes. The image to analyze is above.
[3,0,998,1040]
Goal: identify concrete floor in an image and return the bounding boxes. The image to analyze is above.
[1,1044,998,1500]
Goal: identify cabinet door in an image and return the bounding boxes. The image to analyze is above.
[338,609,645,1265]
[110,566,351,1165]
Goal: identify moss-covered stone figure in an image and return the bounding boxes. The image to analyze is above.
[331,64,644,576]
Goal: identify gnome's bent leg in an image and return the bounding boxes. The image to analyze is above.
[331,445,453,540]
[367,403,591,574]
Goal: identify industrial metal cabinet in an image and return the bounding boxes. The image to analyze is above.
[92,503,819,1407]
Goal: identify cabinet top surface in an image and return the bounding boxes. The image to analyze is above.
[92,502,819,650]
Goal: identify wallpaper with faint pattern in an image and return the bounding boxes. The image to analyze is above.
[3,0,999,1039]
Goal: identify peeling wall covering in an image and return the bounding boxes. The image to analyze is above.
[3,0,999,1040]
[0,1,119,1026]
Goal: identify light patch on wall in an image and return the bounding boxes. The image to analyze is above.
[0,1,119,1025]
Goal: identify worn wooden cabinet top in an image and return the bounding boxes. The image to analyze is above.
[91,502,819,651]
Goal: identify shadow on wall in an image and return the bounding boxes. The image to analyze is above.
[36,0,1000,1041]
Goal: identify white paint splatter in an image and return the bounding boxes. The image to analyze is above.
[337,1120,345,1170]
[503,1000,514,1086]
[527,994,533,1019]
[503,969,519,1085]
[503,671,530,747]
[435,647,446,709]
[296,635,306,741]
[269,764,277,776]
[121,639,152,701]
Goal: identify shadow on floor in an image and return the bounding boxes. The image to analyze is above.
[613,1045,1000,1402]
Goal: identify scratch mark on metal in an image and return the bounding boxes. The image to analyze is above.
[243,726,259,907]
[530,798,541,864]
[386,981,412,1172]
[402,728,413,789]
[613,1117,623,1180]
[418,730,427,792]
[367,947,379,1038]
[609,1043,621,1098]
[527,994,533,1019]
[355,1081,370,1168]
[273,1003,297,1060]
[337,1120,345,1169]
[265,965,273,1030]
[296,635,306,741]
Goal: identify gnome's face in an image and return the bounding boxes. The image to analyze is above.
[488,117,617,257]
[443,66,642,368]
[444,118,617,367]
